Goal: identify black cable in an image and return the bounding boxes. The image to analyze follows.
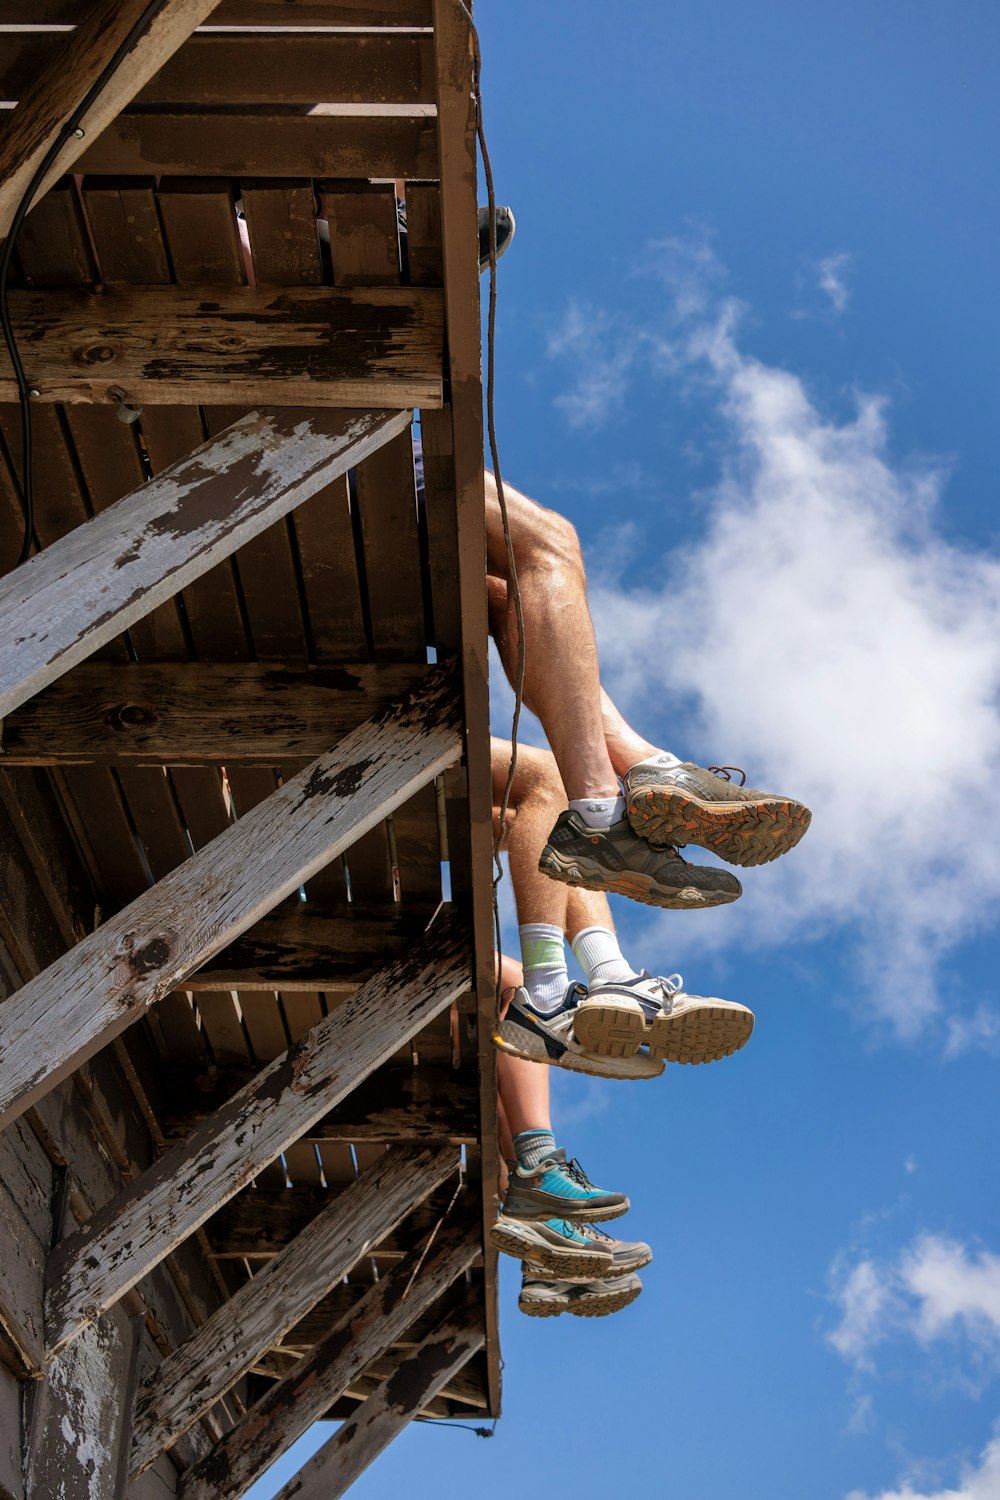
[0,0,171,571]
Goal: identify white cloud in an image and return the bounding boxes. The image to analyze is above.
[828,1234,1000,1372]
[818,251,854,316]
[546,302,640,428]
[546,236,1000,1039]
[845,1427,1000,1500]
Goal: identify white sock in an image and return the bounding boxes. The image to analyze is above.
[519,922,569,1014]
[568,793,627,829]
[628,750,682,773]
[571,926,640,987]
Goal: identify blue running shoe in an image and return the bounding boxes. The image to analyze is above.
[524,1222,653,1281]
[490,1216,614,1277]
[501,1148,628,1223]
[519,1270,643,1319]
[494,984,664,1081]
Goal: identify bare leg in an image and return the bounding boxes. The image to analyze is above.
[485,473,618,800]
[488,570,663,782]
[496,957,553,1141]
[491,737,569,929]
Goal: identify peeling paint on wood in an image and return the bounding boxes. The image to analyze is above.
[0,666,461,1133]
[0,406,412,721]
[42,909,471,1360]
[130,1145,458,1476]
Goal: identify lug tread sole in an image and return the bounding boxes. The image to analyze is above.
[627,787,811,867]
[519,1284,642,1318]
[489,1225,614,1277]
[538,850,740,910]
[573,1000,754,1065]
[492,1027,664,1082]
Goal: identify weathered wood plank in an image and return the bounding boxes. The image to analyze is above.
[271,1288,484,1500]
[0,284,443,406]
[2,33,435,106]
[74,112,438,179]
[1,0,431,22]
[130,1145,458,1476]
[190,901,434,991]
[166,1064,477,1145]
[0,406,411,721]
[0,0,219,240]
[0,1173,45,1377]
[0,668,461,1132]
[42,907,471,1358]
[176,1216,480,1500]
[0,661,429,765]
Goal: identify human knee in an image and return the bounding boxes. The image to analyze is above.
[489,475,585,579]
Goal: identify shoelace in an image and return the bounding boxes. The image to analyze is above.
[708,764,747,786]
[562,1157,598,1191]
[649,972,684,1011]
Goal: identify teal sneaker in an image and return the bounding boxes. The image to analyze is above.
[502,1149,629,1223]
[573,971,755,1065]
[493,983,664,1081]
[541,1222,652,1279]
[519,1270,643,1319]
[490,1216,614,1277]
[539,810,742,910]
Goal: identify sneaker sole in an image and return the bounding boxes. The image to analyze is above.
[537,847,740,910]
[524,1247,654,1281]
[494,1185,631,1225]
[490,1224,614,1277]
[518,1283,642,1319]
[573,998,754,1064]
[627,787,811,868]
[492,1023,665,1081]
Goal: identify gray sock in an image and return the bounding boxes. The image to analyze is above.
[513,1129,557,1172]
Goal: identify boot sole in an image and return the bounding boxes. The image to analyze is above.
[538,848,740,910]
[518,1283,642,1319]
[492,1024,665,1081]
[489,1223,614,1277]
[493,1189,631,1225]
[627,787,811,868]
[573,998,754,1064]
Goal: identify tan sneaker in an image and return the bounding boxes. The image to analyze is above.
[624,761,811,867]
[572,971,755,1065]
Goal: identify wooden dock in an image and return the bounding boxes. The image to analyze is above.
[0,3,499,1495]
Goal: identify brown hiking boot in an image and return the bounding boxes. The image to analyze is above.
[538,810,741,909]
[624,762,811,868]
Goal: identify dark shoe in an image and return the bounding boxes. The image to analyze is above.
[500,1149,629,1224]
[519,1270,642,1318]
[493,983,664,1080]
[539,810,742,909]
[573,971,754,1065]
[478,204,515,269]
[625,762,811,867]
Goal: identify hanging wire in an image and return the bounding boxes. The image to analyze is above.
[0,0,170,571]
[455,0,528,1019]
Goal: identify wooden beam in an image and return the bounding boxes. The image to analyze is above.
[0,0,219,240]
[0,669,461,1132]
[0,661,430,766]
[0,406,410,722]
[75,111,438,179]
[188,902,436,992]
[175,1216,480,1500]
[41,906,471,1359]
[167,1065,478,1147]
[1,0,432,21]
[130,1144,458,1477]
[0,285,443,407]
[2,32,437,107]
[271,1289,484,1500]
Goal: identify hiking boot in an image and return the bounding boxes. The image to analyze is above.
[518,1270,642,1319]
[538,810,742,910]
[501,1149,629,1224]
[573,971,754,1064]
[478,204,516,269]
[494,983,665,1080]
[520,1222,652,1281]
[575,972,755,1068]
[624,762,811,867]
[490,1216,615,1277]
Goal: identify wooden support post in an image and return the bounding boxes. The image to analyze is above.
[0,661,430,766]
[0,0,220,240]
[42,907,471,1359]
[0,667,461,1132]
[270,1288,485,1500]
[130,1145,459,1477]
[0,285,444,408]
[175,1216,481,1500]
[0,406,411,721]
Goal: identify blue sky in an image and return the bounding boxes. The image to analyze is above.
[249,4,1000,1496]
